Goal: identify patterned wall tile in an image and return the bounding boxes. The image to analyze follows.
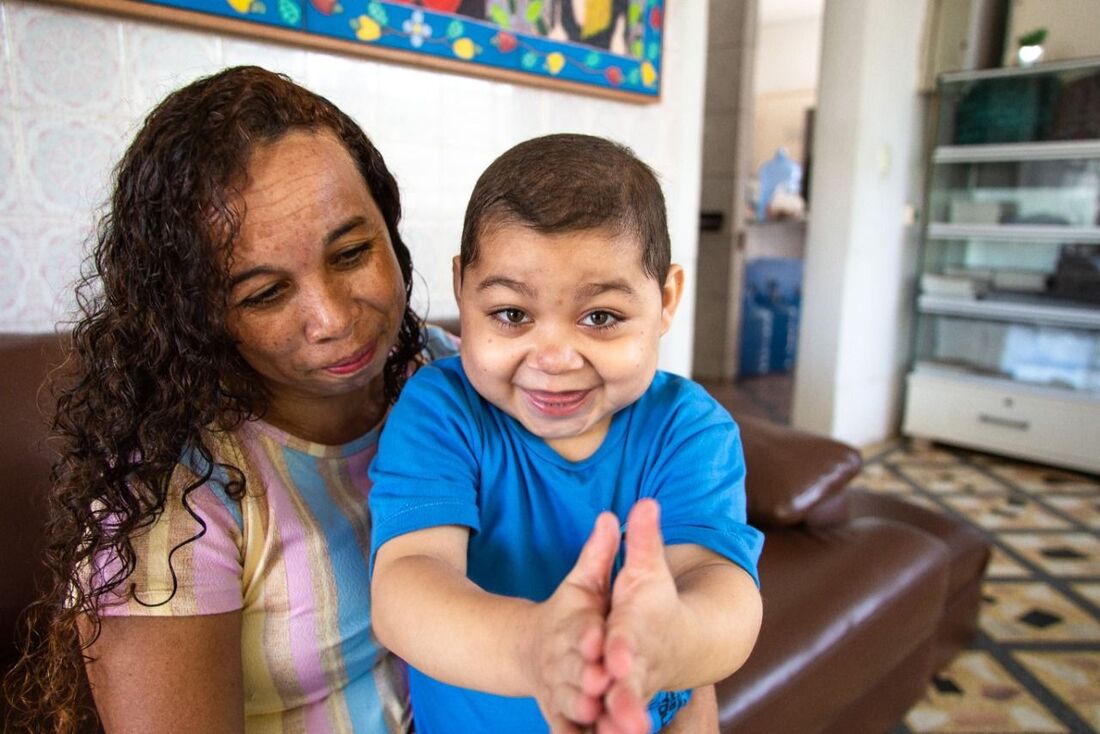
[0,220,30,324]
[223,36,306,80]
[303,51,380,134]
[121,21,221,119]
[8,0,123,115]
[33,217,93,327]
[0,106,19,217]
[1,3,702,351]
[22,115,118,216]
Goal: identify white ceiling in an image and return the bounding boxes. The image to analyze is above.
[759,0,824,24]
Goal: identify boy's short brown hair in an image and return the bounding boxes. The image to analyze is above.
[460,133,671,284]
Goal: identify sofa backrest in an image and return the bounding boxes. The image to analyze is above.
[0,333,68,666]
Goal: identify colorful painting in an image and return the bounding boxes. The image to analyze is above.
[138,0,664,98]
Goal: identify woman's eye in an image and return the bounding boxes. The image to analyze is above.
[492,308,530,327]
[581,311,620,329]
[333,243,371,266]
[239,283,285,308]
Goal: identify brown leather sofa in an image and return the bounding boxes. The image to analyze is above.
[0,332,990,733]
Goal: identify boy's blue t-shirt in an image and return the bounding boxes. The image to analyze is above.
[369,356,764,733]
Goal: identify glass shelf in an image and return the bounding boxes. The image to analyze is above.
[927,223,1100,242]
[928,157,1100,228]
[937,59,1100,147]
[934,140,1100,163]
[917,294,1100,329]
[913,312,1100,394]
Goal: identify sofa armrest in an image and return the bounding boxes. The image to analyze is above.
[738,415,862,529]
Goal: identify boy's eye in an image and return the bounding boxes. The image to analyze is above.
[491,308,531,327]
[581,310,621,329]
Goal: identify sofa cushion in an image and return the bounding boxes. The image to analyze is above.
[716,517,950,733]
[0,334,66,663]
[737,415,863,529]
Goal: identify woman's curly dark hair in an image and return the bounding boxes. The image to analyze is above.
[3,66,425,732]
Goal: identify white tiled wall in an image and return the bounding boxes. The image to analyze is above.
[0,0,708,375]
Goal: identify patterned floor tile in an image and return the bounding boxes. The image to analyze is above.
[1043,495,1100,530]
[984,463,1100,496]
[850,462,913,494]
[942,494,1073,531]
[1014,651,1100,731]
[981,581,1100,643]
[987,547,1035,579]
[997,533,1100,578]
[904,651,1066,733]
[1072,582,1100,609]
[886,443,968,467]
[894,465,1008,495]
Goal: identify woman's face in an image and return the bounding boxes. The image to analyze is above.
[225,130,406,422]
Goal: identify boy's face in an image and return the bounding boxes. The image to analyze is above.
[454,223,683,461]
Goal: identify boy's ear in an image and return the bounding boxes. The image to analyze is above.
[659,264,685,336]
[451,256,462,304]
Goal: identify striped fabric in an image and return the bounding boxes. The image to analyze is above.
[100,420,409,733]
[96,328,459,732]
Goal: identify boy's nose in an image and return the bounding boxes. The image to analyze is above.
[527,335,584,374]
[303,282,356,343]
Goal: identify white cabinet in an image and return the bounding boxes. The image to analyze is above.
[902,60,1100,472]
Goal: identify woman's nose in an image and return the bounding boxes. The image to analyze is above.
[302,281,355,343]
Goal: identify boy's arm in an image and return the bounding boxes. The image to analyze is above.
[371,514,627,731]
[601,500,762,727]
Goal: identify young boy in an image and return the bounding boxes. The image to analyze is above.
[369,134,764,733]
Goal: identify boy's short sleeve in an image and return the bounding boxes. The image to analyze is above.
[369,360,482,574]
[644,382,764,586]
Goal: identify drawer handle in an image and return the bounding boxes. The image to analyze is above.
[978,413,1030,431]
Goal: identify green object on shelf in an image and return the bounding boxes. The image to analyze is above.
[1017,28,1047,48]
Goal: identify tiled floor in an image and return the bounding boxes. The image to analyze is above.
[856,442,1100,734]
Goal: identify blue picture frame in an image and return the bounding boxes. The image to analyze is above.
[131,0,664,100]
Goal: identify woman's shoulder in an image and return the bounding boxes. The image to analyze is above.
[421,323,460,362]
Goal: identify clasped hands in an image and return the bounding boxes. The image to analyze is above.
[526,499,682,734]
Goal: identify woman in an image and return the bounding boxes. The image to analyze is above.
[5,66,716,733]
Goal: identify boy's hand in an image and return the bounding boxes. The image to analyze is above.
[600,499,682,733]
[527,512,620,731]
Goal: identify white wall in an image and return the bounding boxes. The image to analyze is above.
[754,16,821,95]
[791,0,927,446]
[752,14,820,180]
[1004,0,1100,66]
[0,0,709,377]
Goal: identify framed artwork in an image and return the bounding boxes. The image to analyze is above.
[59,0,665,101]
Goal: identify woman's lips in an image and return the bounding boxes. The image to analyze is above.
[324,342,377,376]
[523,388,592,417]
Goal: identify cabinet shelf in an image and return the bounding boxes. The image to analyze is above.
[926,223,1100,243]
[933,140,1100,163]
[912,361,1100,401]
[906,60,1100,472]
[918,294,1100,328]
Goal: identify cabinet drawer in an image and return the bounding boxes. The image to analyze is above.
[903,370,1100,473]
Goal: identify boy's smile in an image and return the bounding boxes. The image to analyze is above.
[454,224,683,461]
